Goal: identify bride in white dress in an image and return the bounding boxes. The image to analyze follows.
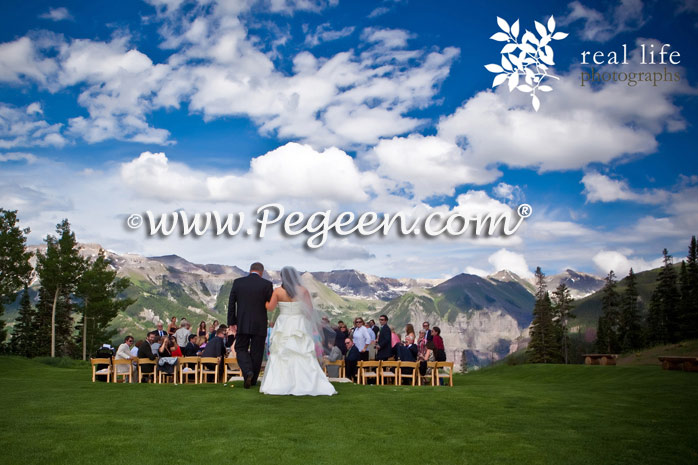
[260,266,337,396]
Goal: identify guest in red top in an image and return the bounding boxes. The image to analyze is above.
[432,326,446,362]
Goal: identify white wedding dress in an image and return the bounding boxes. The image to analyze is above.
[260,301,337,396]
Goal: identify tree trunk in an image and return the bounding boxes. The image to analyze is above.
[82,301,88,361]
[51,286,60,358]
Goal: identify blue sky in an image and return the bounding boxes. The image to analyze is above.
[1,0,697,279]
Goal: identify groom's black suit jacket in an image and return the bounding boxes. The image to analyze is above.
[227,273,273,335]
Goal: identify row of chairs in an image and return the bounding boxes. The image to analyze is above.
[323,360,454,386]
[91,356,243,384]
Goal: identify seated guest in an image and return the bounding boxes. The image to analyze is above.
[344,338,360,382]
[432,326,446,361]
[323,339,343,378]
[396,335,418,362]
[417,330,427,360]
[195,336,207,355]
[115,335,136,380]
[137,331,158,382]
[225,325,236,350]
[183,334,199,356]
[391,331,401,349]
[202,326,227,380]
[130,340,142,357]
[419,341,436,378]
[158,336,179,377]
[151,335,163,353]
[94,343,114,382]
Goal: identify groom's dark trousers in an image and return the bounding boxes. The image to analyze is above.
[228,272,273,384]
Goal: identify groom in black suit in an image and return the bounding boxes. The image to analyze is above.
[228,262,273,389]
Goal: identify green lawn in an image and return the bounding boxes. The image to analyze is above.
[0,357,696,465]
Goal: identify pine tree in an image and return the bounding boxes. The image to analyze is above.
[10,286,39,357]
[678,261,691,340]
[683,236,698,339]
[596,271,621,353]
[75,249,135,360]
[0,209,33,344]
[35,220,86,357]
[527,267,560,363]
[646,249,680,345]
[619,268,643,352]
[551,283,575,364]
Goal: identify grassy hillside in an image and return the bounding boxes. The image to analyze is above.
[617,339,698,366]
[0,357,696,464]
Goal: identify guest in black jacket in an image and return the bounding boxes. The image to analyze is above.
[137,331,158,382]
[183,334,199,356]
[202,326,227,380]
[376,315,393,361]
[344,338,361,382]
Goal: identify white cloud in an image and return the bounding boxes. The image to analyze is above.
[581,171,669,204]
[488,249,533,279]
[562,0,646,42]
[0,37,58,85]
[437,40,693,173]
[592,250,662,276]
[0,152,38,163]
[304,23,354,47]
[370,135,498,200]
[0,103,66,149]
[120,143,373,204]
[39,7,74,22]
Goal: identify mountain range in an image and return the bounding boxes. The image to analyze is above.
[7,243,608,369]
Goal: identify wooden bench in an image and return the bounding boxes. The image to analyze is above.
[583,354,618,365]
[658,356,698,372]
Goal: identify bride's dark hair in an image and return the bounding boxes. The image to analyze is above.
[280,266,302,299]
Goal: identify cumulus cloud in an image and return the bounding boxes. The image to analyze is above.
[370,135,499,200]
[592,250,663,276]
[561,0,646,42]
[488,249,533,279]
[581,171,669,204]
[436,40,692,173]
[120,143,373,204]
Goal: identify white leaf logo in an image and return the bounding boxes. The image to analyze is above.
[484,15,567,111]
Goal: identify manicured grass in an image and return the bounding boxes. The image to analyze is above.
[0,357,696,465]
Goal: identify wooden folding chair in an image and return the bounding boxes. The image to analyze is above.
[199,357,220,383]
[158,359,179,384]
[358,361,380,385]
[112,359,134,383]
[179,356,199,384]
[138,359,158,383]
[91,358,112,383]
[224,357,243,382]
[434,361,454,386]
[379,361,400,385]
[426,361,438,386]
[398,361,419,386]
[323,360,345,378]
